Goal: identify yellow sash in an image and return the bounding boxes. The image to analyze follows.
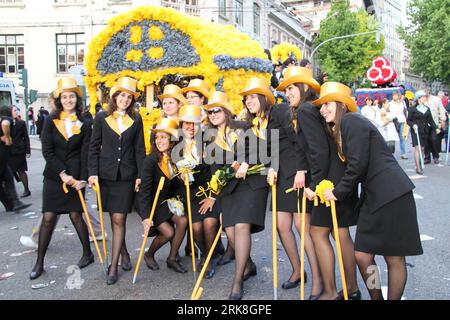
[214,127,238,152]
[251,116,268,140]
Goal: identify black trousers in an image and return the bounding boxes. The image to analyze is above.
[0,149,18,210]
[424,130,442,160]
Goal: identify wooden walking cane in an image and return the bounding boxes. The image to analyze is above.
[299,189,307,300]
[91,180,108,265]
[62,183,106,275]
[184,172,197,279]
[269,174,278,300]
[191,224,223,300]
[133,176,165,284]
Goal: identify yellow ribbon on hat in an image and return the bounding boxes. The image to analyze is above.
[60,112,77,122]
[251,116,268,140]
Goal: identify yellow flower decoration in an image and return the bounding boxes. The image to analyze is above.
[315,180,335,205]
[84,6,271,117]
[72,125,81,135]
[149,26,164,40]
[126,49,144,62]
[270,42,302,64]
[139,107,162,154]
[147,47,164,60]
[130,25,142,45]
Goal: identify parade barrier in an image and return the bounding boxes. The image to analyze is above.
[316,180,348,300]
[62,183,107,275]
[133,177,165,284]
[91,180,108,267]
[190,225,223,300]
[269,175,278,300]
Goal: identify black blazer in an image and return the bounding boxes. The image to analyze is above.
[41,115,91,182]
[333,113,415,213]
[88,111,145,181]
[406,104,437,134]
[138,153,182,220]
[268,103,306,179]
[297,102,330,190]
[11,119,30,155]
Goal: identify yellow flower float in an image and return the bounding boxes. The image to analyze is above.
[269,42,302,65]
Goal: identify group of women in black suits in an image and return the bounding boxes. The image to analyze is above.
[31,69,423,300]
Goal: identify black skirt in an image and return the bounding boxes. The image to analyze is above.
[147,202,174,237]
[311,198,358,228]
[42,178,83,213]
[355,191,423,256]
[8,154,28,172]
[272,173,313,213]
[411,126,430,147]
[190,185,220,223]
[220,180,269,234]
[99,179,135,214]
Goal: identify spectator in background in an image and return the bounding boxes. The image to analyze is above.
[36,106,50,137]
[27,106,36,135]
[424,89,446,164]
[9,105,31,197]
[377,99,399,154]
[361,97,378,126]
[300,59,312,69]
[390,92,408,159]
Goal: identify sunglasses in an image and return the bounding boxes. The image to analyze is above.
[207,108,223,115]
[186,94,201,99]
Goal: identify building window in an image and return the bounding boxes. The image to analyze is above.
[56,33,84,73]
[186,0,197,5]
[253,3,260,36]
[0,34,25,74]
[219,0,226,17]
[234,0,243,26]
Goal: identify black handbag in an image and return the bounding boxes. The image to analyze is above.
[393,117,401,133]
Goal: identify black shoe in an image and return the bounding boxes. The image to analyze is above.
[21,190,31,198]
[30,264,44,280]
[416,168,423,175]
[167,259,188,273]
[338,289,362,300]
[282,278,300,289]
[205,266,216,279]
[217,253,235,266]
[12,201,31,212]
[308,289,324,300]
[243,262,257,282]
[121,260,132,271]
[434,158,440,164]
[106,266,118,285]
[77,253,94,269]
[424,159,431,165]
[229,287,244,300]
[144,254,160,270]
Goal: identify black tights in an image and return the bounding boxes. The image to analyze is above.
[193,218,218,260]
[35,211,92,267]
[108,213,130,276]
[18,171,30,193]
[355,251,407,300]
[225,223,252,294]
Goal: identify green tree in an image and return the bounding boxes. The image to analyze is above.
[398,0,450,84]
[314,0,384,86]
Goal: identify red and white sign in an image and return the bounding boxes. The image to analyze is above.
[366,56,397,85]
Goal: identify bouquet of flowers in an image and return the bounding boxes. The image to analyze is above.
[201,162,266,197]
[166,197,185,216]
[176,158,198,184]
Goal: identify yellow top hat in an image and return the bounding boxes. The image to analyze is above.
[312,82,357,113]
[276,66,320,93]
[203,91,235,115]
[240,77,276,105]
[181,79,210,99]
[178,105,203,123]
[53,77,83,99]
[109,76,140,98]
[158,84,188,105]
[151,117,179,138]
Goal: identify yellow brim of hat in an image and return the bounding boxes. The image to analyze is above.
[53,87,83,99]
[276,75,321,93]
[313,93,357,113]
[150,128,179,139]
[239,88,276,105]
[181,86,210,99]
[110,85,140,98]
[158,93,188,105]
[204,102,235,115]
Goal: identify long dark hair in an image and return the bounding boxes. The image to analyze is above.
[0,105,12,117]
[244,94,272,124]
[107,90,138,119]
[323,102,349,161]
[150,130,177,164]
[294,83,316,106]
[52,92,83,120]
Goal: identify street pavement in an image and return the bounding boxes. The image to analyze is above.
[0,136,449,300]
